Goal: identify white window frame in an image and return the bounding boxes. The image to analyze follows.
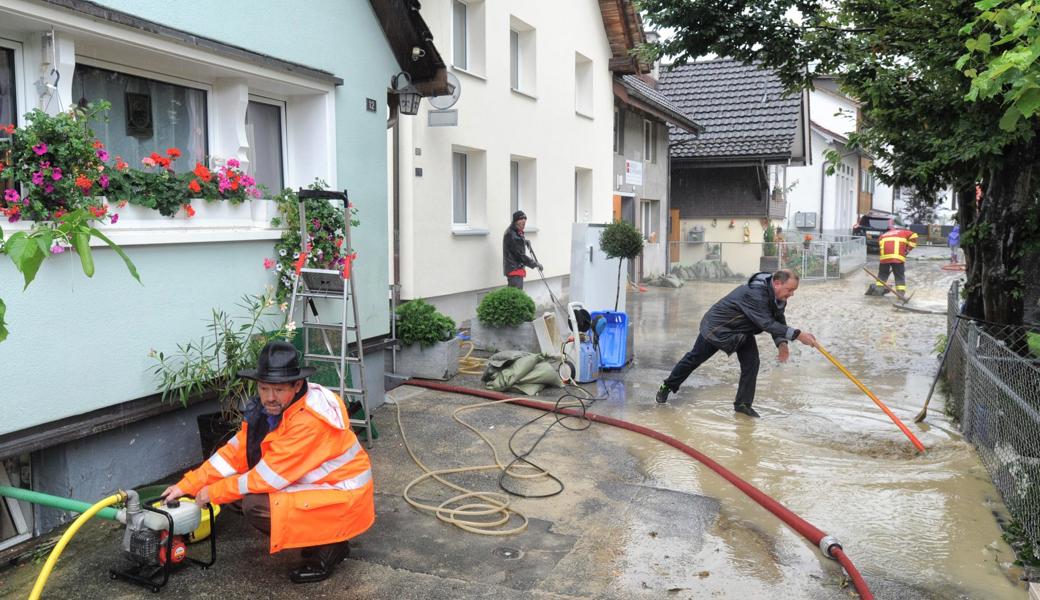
[641,199,660,242]
[574,52,593,117]
[0,37,26,131]
[452,0,468,70]
[510,159,520,214]
[509,16,536,97]
[246,94,289,196]
[0,24,337,247]
[453,151,469,225]
[73,56,214,165]
[452,0,486,78]
[643,120,654,163]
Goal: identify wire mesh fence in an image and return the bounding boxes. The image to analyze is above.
[945,281,1040,551]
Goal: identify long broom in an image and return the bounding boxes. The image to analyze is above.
[815,344,927,453]
[914,318,961,423]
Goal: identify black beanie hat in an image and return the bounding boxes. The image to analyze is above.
[512,210,527,223]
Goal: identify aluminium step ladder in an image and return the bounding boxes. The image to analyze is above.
[286,189,373,446]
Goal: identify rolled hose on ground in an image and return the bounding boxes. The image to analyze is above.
[404,380,873,600]
[28,491,127,600]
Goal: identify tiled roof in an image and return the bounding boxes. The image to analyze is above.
[619,75,701,133]
[658,59,803,161]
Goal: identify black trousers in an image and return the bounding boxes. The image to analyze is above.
[876,262,906,290]
[506,275,524,289]
[662,334,760,406]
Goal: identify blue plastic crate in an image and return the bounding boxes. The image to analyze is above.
[590,311,628,369]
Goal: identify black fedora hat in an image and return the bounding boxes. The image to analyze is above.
[238,341,316,383]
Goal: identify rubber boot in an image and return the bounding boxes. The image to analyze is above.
[290,541,350,584]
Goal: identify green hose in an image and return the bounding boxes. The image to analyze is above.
[0,485,120,521]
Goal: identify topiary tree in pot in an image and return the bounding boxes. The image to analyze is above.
[600,220,644,310]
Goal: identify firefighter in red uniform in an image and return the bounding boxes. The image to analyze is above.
[866,228,919,296]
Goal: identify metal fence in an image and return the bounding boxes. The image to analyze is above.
[945,281,1040,550]
[666,235,866,281]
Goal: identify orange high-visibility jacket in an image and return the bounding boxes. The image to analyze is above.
[878,229,918,264]
[176,384,374,553]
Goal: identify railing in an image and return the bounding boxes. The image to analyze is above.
[665,235,866,281]
[945,281,1040,551]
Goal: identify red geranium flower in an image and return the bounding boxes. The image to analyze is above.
[0,124,14,135]
[188,179,202,194]
[183,204,196,217]
[166,148,182,159]
[193,163,212,182]
[115,156,129,171]
[75,175,93,192]
[52,208,67,219]
[92,140,105,149]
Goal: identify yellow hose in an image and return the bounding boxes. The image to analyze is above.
[457,341,487,375]
[29,491,126,600]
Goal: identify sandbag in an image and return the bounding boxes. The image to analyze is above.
[481,351,563,395]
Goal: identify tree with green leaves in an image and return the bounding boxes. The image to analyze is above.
[640,0,1040,328]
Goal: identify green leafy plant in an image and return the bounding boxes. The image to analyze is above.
[599,220,644,310]
[477,287,536,328]
[266,181,359,301]
[151,290,293,421]
[763,225,778,257]
[396,299,456,348]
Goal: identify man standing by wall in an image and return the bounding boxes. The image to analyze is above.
[655,269,818,417]
[502,210,541,289]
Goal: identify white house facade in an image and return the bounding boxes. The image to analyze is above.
[391,0,623,321]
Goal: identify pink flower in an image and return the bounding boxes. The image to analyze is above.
[7,213,19,223]
[32,172,44,185]
[43,184,55,194]
[227,158,240,168]
[141,157,156,168]
[110,213,119,224]
[3,189,19,203]
[263,258,275,269]
[99,174,110,189]
[218,177,231,192]
[32,143,47,155]
[50,244,65,254]
[51,168,62,181]
[241,175,255,186]
[96,149,109,162]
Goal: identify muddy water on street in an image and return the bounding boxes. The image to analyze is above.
[598,252,1027,598]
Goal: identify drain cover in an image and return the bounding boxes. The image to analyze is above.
[493,547,523,560]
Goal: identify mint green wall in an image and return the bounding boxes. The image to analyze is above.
[0,1,396,435]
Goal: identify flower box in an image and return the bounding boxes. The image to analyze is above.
[396,338,460,380]
[470,320,540,353]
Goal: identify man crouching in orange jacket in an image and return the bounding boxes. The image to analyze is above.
[161,341,374,583]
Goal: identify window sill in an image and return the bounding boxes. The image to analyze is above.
[524,226,539,233]
[451,226,489,237]
[511,88,538,101]
[4,198,282,247]
[575,109,595,121]
[451,66,487,82]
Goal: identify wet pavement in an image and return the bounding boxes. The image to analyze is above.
[0,246,1028,599]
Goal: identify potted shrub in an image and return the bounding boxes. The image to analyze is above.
[394,299,459,380]
[151,291,293,456]
[470,287,540,353]
[760,225,780,272]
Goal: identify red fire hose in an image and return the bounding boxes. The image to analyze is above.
[404,380,873,599]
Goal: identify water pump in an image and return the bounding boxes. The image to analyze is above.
[110,490,216,592]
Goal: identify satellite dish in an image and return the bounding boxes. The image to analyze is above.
[428,72,461,110]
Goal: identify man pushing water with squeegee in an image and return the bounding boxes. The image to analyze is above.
[654,269,818,417]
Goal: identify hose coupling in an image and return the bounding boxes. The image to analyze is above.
[819,535,842,559]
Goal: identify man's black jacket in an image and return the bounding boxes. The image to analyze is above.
[698,272,798,353]
[502,225,537,276]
